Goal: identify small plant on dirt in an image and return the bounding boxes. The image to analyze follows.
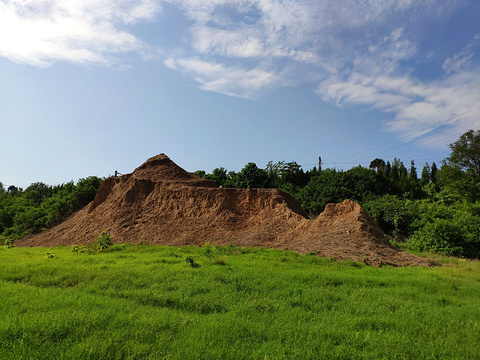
[96,231,113,251]
[185,256,200,268]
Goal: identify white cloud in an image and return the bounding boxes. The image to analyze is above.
[318,70,480,142]
[166,57,276,98]
[442,35,479,75]
[0,0,161,67]
[191,26,264,58]
[161,0,480,138]
[2,0,479,143]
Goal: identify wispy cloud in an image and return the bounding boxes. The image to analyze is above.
[164,57,276,98]
[161,0,480,142]
[0,0,161,67]
[316,25,480,143]
[1,0,479,142]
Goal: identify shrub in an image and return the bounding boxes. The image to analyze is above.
[362,195,417,237]
[96,231,113,251]
[408,219,466,256]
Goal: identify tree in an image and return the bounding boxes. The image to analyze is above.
[369,158,385,172]
[408,160,417,181]
[384,161,392,178]
[437,161,480,202]
[447,129,480,179]
[390,159,400,183]
[421,163,430,185]
[431,162,438,183]
[265,161,307,187]
[205,168,228,186]
[398,162,408,182]
[193,170,206,178]
[7,186,20,196]
[236,163,267,189]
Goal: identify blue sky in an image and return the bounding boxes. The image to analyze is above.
[1,0,479,188]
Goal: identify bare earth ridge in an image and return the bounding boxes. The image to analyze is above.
[18,154,433,266]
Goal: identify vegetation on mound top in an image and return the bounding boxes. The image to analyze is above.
[0,244,479,359]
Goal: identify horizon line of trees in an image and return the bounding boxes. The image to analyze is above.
[191,130,480,258]
[0,177,102,242]
[2,130,479,258]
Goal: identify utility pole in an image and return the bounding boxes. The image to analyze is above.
[318,156,322,172]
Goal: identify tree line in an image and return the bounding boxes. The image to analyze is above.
[2,130,479,258]
[193,130,480,258]
[0,177,102,243]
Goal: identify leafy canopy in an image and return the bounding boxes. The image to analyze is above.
[448,129,480,178]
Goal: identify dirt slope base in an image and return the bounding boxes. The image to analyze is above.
[18,154,434,267]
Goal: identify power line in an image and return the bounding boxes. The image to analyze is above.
[347,114,480,165]
[296,108,480,169]
[332,106,480,163]
[349,134,452,166]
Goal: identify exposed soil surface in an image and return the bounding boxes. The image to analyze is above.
[18,154,434,266]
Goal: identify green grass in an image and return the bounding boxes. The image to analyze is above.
[1,244,479,360]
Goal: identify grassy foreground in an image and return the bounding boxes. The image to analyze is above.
[1,244,479,360]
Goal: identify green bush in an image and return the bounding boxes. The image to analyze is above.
[362,195,417,237]
[298,167,387,214]
[96,231,113,251]
[408,219,465,256]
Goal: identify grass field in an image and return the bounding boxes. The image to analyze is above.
[1,244,479,359]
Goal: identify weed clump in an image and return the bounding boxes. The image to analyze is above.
[70,231,113,255]
[3,238,15,248]
[202,242,229,265]
[202,242,215,258]
[70,245,92,254]
[185,256,200,268]
[213,256,228,266]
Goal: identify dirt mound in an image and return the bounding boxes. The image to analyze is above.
[18,155,433,266]
[132,154,218,186]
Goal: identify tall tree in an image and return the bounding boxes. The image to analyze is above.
[431,162,438,183]
[421,163,431,185]
[384,161,392,178]
[390,158,400,183]
[369,158,385,173]
[398,162,408,182]
[447,129,480,178]
[236,163,267,189]
[409,160,417,181]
